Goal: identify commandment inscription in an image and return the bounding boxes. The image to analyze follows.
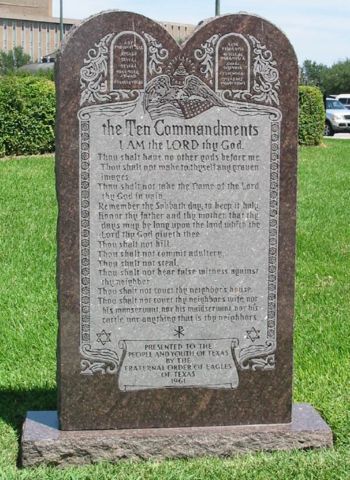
[217,34,250,92]
[111,32,146,90]
[79,29,282,391]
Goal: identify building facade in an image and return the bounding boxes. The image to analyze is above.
[0,0,52,17]
[0,0,195,62]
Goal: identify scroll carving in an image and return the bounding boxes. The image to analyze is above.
[80,33,113,106]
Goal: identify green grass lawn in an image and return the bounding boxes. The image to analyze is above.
[0,140,349,479]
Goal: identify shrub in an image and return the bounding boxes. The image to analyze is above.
[298,85,325,146]
[0,46,31,74]
[0,75,55,157]
[15,67,55,81]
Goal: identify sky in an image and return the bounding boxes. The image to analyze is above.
[52,0,349,66]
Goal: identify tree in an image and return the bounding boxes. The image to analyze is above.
[300,58,350,96]
[322,59,350,96]
[0,47,31,75]
[300,60,328,92]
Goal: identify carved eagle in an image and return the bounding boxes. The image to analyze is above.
[144,74,226,119]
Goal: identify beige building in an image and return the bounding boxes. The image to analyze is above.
[0,0,195,62]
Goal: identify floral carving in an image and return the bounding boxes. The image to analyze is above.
[194,34,220,84]
[143,32,169,75]
[81,344,119,375]
[80,33,113,106]
[233,341,276,371]
[249,35,280,106]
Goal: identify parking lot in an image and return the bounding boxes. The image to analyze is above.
[329,133,350,139]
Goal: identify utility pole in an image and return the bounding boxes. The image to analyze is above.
[215,0,220,16]
[60,0,64,42]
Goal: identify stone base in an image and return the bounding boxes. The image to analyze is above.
[21,403,333,467]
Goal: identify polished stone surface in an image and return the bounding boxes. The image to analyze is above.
[56,11,298,430]
[21,404,333,467]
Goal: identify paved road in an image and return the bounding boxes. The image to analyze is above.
[329,133,350,139]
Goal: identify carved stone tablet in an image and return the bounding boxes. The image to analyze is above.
[216,33,250,92]
[111,32,147,90]
[56,12,298,430]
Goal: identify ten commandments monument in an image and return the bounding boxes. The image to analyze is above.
[21,11,332,466]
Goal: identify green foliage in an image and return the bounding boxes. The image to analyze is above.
[323,59,350,95]
[300,58,350,95]
[0,46,31,75]
[300,59,328,89]
[14,66,55,81]
[298,86,325,146]
[0,76,55,157]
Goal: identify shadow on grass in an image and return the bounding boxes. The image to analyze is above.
[0,387,57,434]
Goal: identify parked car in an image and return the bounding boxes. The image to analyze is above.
[335,94,350,110]
[324,98,350,136]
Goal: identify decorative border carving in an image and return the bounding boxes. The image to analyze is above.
[78,109,120,375]
[233,341,275,371]
[267,120,280,351]
[80,33,113,106]
[79,110,91,354]
[249,35,280,106]
[232,115,280,370]
[81,344,119,375]
[81,32,280,107]
[194,34,220,85]
[143,32,169,75]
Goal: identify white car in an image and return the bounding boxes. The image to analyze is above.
[335,94,350,110]
[325,98,350,136]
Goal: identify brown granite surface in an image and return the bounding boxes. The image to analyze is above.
[21,404,333,467]
[56,11,299,430]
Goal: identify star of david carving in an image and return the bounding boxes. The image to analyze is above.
[246,327,260,342]
[96,329,111,346]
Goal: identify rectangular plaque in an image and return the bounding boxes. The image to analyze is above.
[57,11,298,430]
[79,101,280,390]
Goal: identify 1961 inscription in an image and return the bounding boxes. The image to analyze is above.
[79,30,281,391]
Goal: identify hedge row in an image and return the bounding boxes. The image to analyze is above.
[0,75,55,157]
[298,85,325,146]
[0,77,325,156]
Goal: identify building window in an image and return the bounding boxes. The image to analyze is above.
[54,25,58,50]
[30,24,34,60]
[46,24,50,54]
[21,21,25,49]
[38,24,42,60]
[13,20,17,48]
[3,20,8,51]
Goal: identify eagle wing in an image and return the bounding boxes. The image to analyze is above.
[143,75,173,112]
[183,75,226,106]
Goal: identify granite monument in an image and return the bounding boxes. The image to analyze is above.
[21,10,332,466]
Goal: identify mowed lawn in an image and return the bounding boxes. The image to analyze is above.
[0,140,349,479]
